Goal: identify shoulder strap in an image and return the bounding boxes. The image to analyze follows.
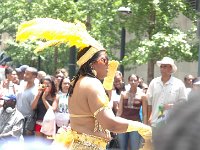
[70,114,93,118]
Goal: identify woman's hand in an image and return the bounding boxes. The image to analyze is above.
[42,87,50,100]
[163,103,174,110]
[2,79,9,88]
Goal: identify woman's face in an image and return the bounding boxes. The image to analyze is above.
[114,75,123,89]
[11,71,19,84]
[55,72,64,86]
[6,72,13,81]
[92,51,109,80]
[129,75,138,87]
[43,80,52,92]
[62,78,70,92]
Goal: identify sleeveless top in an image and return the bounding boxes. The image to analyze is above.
[36,97,53,120]
[121,95,142,122]
[57,91,68,113]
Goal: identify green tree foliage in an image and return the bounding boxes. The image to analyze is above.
[0,0,198,78]
[123,0,197,82]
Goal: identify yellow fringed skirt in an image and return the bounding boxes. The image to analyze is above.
[54,129,109,150]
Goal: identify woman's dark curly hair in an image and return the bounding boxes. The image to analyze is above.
[40,75,57,98]
[68,46,105,96]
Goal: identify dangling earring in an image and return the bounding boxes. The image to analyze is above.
[91,66,97,76]
[92,69,97,76]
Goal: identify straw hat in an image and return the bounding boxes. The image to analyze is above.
[156,57,177,73]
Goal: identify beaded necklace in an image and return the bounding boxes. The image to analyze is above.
[127,90,136,108]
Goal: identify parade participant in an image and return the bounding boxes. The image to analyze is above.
[16,18,151,150]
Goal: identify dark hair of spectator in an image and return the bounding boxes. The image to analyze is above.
[5,66,14,78]
[26,67,38,77]
[40,75,57,98]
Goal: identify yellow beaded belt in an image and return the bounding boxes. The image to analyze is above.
[54,129,109,150]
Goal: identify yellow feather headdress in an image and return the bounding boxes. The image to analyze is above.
[16,18,105,67]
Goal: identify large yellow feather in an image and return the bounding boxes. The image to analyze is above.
[16,18,92,52]
[34,40,61,53]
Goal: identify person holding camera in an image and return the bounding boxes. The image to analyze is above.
[31,75,58,139]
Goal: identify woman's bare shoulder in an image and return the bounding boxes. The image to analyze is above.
[81,77,103,88]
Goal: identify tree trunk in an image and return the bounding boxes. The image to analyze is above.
[147,6,156,85]
[147,60,154,85]
[54,47,58,72]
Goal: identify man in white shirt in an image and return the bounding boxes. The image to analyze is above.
[147,57,187,128]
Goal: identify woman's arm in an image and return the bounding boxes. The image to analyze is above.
[147,105,152,126]
[31,90,42,110]
[116,93,124,117]
[42,87,52,109]
[87,79,151,139]
[96,108,151,139]
[42,96,51,110]
[141,95,148,125]
[52,94,59,111]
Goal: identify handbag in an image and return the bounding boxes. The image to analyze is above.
[55,112,70,127]
[24,111,37,132]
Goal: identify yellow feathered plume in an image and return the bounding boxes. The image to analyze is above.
[35,40,61,53]
[16,18,93,52]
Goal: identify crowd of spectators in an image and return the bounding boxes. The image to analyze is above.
[0,56,199,150]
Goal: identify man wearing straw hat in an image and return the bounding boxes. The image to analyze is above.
[147,57,187,133]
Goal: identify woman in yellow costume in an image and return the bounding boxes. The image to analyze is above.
[16,18,151,150]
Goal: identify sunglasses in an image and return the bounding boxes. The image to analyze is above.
[96,57,109,65]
